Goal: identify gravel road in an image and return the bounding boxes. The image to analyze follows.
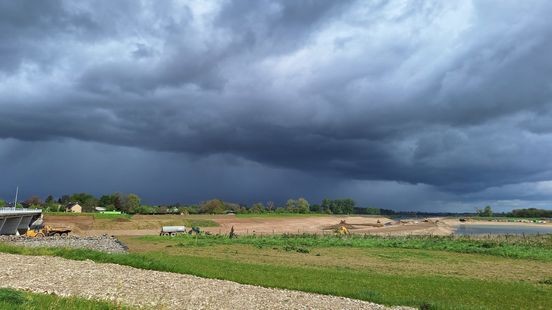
[0,235,128,253]
[0,253,413,310]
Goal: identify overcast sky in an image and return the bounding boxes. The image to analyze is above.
[1,0,552,211]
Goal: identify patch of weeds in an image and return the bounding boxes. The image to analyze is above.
[362,290,381,300]
[0,289,26,304]
[419,302,436,310]
[283,245,310,253]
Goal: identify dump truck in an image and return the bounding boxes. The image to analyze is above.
[160,226,186,236]
[25,224,72,238]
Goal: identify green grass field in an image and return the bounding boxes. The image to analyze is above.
[0,288,125,309]
[141,233,552,261]
[2,234,552,309]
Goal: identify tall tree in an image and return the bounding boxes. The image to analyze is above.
[124,194,141,213]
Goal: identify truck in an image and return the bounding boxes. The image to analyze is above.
[160,226,186,236]
[25,224,72,238]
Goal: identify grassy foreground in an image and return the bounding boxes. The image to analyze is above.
[0,288,125,309]
[2,233,552,309]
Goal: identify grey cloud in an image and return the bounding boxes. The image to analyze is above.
[2,0,552,208]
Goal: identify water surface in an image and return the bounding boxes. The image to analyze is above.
[455,224,552,235]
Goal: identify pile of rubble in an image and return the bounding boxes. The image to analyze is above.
[0,235,127,253]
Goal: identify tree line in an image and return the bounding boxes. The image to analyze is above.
[0,193,382,215]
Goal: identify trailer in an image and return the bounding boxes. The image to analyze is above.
[160,226,186,236]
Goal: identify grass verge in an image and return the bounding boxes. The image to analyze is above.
[0,287,126,309]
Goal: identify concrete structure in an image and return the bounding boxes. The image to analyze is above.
[0,208,42,235]
[65,203,82,213]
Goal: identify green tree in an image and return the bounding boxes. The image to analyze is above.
[477,206,493,217]
[483,205,493,217]
[340,198,355,214]
[296,198,310,213]
[309,204,321,212]
[58,195,71,204]
[124,194,141,213]
[199,199,225,214]
[285,199,297,212]
[0,199,5,208]
[250,202,265,213]
[70,193,98,212]
[99,195,115,209]
[45,195,55,204]
[285,198,310,213]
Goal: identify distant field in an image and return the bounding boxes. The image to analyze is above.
[0,287,125,309]
[2,234,551,309]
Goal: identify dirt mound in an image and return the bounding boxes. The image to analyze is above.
[326,220,355,230]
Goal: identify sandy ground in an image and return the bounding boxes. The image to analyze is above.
[201,216,454,236]
[0,252,412,310]
[43,214,455,236]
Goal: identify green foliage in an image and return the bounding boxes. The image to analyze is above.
[509,208,552,218]
[0,199,5,207]
[249,202,266,213]
[285,198,310,213]
[69,192,98,212]
[477,205,493,217]
[125,194,141,213]
[364,207,381,215]
[0,288,123,309]
[199,199,226,214]
[321,198,355,214]
[0,288,25,304]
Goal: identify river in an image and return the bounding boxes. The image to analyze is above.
[455,224,552,235]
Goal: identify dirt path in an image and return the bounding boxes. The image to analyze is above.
[0,253,412,310]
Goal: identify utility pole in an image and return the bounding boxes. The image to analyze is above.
[14,186,18,209]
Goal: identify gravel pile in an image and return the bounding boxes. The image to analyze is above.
[0,253,413,310]
[0,235,127,253]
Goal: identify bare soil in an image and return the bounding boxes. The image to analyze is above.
[44,214,454,236]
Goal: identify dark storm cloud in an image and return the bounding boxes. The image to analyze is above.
[2,0,552,205]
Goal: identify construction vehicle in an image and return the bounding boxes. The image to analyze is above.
[335,226,350,235]
[188,226,202,235]
[25,224,71,238]
[160,226,186,236]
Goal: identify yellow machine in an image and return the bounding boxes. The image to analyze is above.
[25,224,71,238]
[335,226,350,235]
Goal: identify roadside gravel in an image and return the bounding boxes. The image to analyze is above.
[0,253,413,310]
[0,235,128,253]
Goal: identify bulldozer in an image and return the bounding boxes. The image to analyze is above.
[25,224,71,238]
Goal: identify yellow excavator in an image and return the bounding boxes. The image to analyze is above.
[25,224,71,238]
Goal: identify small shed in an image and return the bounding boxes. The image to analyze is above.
[65,203,82,213]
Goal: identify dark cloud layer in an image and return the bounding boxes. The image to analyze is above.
[1,0,552,210]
